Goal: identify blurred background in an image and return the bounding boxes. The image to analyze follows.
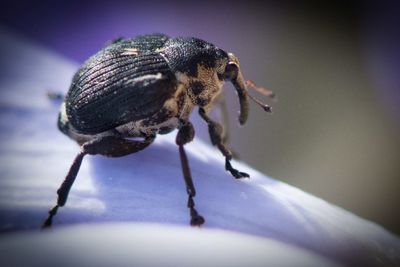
[0,0,399,235]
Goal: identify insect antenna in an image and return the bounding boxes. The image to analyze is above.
[245,80,275,113]
[246,80,275,99]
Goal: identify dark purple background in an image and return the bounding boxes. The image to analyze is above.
[1,0,282,61]
[0,1,361,60]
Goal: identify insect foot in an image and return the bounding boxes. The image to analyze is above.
[225,158,250,179]
[188,196,205,226]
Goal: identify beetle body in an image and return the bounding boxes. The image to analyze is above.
[44,34,272,228]
[59,34,236,145]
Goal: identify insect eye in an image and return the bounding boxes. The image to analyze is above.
[223,63,239,80]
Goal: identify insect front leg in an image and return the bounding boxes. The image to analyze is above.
[176,120,205,226]
[214,94,241,159]
[42,134,155,229]
[213,93,231,145]
[199,108,249,179]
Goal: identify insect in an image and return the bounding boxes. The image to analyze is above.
[42,34,273,228]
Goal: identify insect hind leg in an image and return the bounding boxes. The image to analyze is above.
[42,135,155,229]
[42,151,86,229]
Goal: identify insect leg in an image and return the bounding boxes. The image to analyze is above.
[214,94,230,144]
[176,121,205,226]
[199,108,249,179]
[46,91,64,100]
[42,151,87,229]
[82,134,155,157]
[214,94,241,159]
[42,135,155,229]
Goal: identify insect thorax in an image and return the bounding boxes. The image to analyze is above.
[175,63,225,109]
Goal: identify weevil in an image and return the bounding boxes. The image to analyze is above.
[42,34,274,228]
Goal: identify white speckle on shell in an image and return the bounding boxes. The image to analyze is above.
[120,48,139,56]
[59,102,68,125]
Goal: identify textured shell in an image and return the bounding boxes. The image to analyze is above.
[163,37,228,77]
[66,34,177,135]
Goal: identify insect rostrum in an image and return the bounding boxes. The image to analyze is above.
[43,34,272,228]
